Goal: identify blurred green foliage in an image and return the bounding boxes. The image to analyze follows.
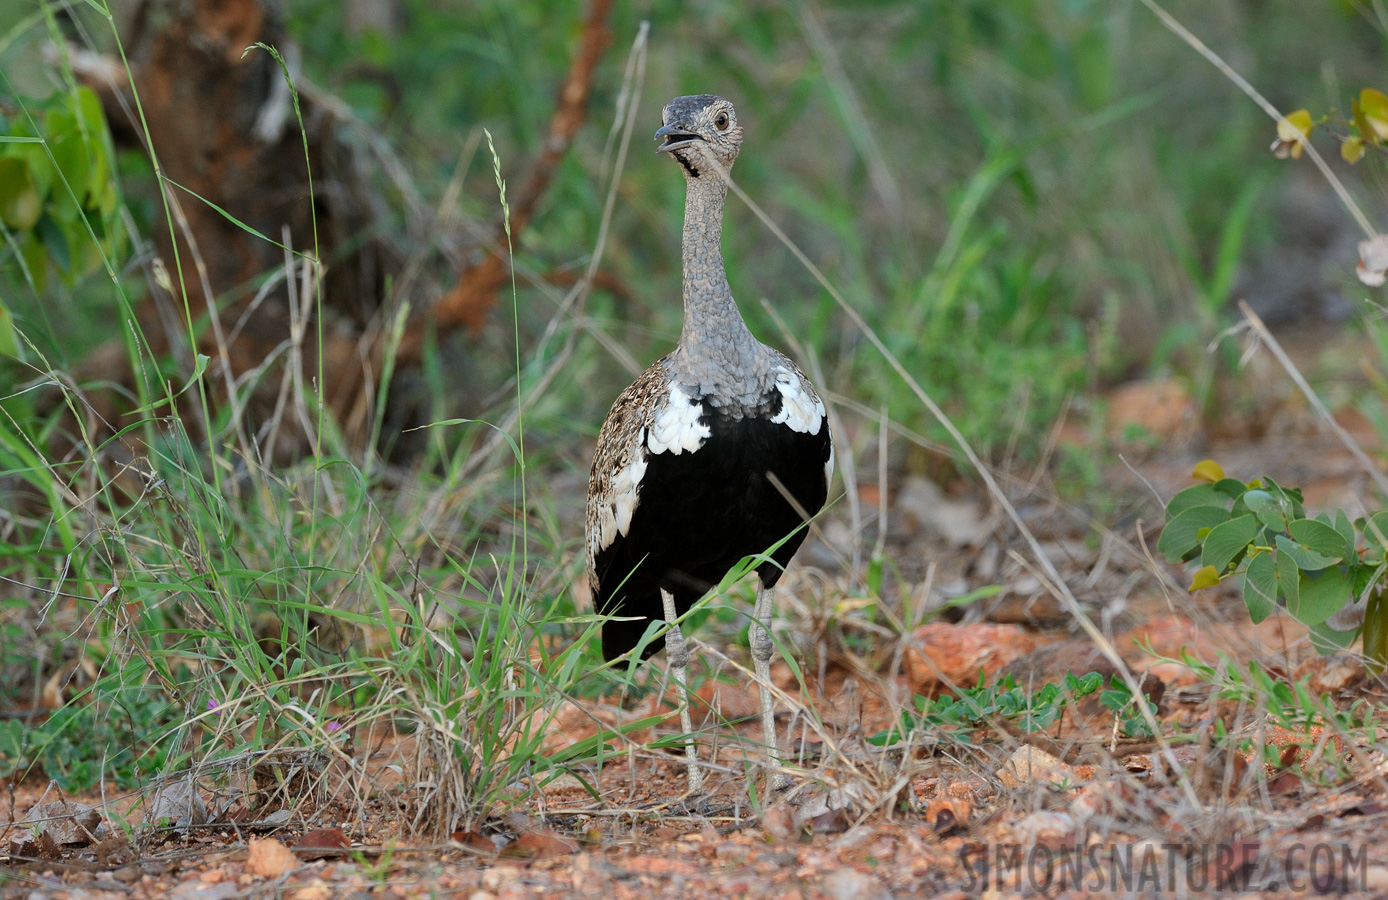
[2,0,1385,457]
[0,84,121,356]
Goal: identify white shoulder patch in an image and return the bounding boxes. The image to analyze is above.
[647,384,709,455]
[769,368,825,435]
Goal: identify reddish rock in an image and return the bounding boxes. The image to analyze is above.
[1293,654,1367,693]
[1105,378,1195,443]
[903,622,1037,695]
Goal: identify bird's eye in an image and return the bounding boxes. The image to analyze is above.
[714,112,729,131]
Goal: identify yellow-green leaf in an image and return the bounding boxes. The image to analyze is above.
[1361,89,1388,141]
[1189,565,1220,592]
[1272,110,1312,159]
[0,156,42,230]
[1191,459,1225,483]
[1354,96,1378,146]
[1343,136,1366,164]
[1280,109,1312,139]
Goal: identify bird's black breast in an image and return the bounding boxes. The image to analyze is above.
[593,400,831,661]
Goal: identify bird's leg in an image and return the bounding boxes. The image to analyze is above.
[751,583,790,793]
[661,588,704,795]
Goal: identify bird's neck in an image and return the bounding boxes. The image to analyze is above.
[676,173,759,370]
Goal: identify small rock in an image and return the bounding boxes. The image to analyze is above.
[823,866,893,900]
[761,802,800,842]
[112,866,140,883]
[246,837,298,878]
[1105,378,1194,443]
[996,745,1081,790]
[1012,810,1076,846]
[1293,654,1367,693]
[830,825,876,852]
[896,476,993,548]
[714,841,750,863]
[289,883,334,900]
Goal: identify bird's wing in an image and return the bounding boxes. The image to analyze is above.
[766,352,834,488]
[585,358,671,593]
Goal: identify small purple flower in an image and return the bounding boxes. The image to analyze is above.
[206,698,219,711]
[325,721,342,733]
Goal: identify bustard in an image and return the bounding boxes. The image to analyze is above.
[585,94,833,794]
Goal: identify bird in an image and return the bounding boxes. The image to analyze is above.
[585,94,834,795]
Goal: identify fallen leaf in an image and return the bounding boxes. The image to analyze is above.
[247,837,298,878]
[500,830,579,860]
[294,827,350,860]
[451,829,496,854]
[145,777,209,831]
[808,808,850,834]
[19,800,101,846]
[7,828,61,860]
[1268,771,1302,796]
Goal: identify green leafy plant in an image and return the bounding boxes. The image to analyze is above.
[0,85,122,319]
[1158,460,1386,664]
[868,670,1139,747]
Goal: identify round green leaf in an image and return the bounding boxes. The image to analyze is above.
[1166,483,1229,518]
[1201,514,1258,574]
[1242,489,1286,530]
[1288,518,1351,562]
[1309,619,1359,655]
[1212,478,1249,500]
[1275,533,1341,572]
[1334,510,1356,555]
[1242,552,1276,624]
[1362,512,1388,548]
[1276,548,1299,609]
[1291,568,1353,627]
[1158,505,1231,563]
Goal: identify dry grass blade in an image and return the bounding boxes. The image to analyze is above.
[1239,300,1388,499]
[1136,0,1378,239]
[695,152,1197,807]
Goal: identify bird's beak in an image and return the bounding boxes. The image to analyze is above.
[655,123,701,153]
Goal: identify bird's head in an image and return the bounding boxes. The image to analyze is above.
[655,94,742,179]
